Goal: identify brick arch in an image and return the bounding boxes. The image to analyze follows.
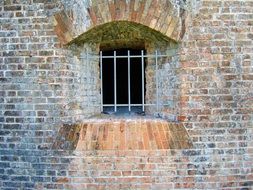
[53,0,187,45]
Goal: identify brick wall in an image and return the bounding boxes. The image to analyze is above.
[0,0,253,189]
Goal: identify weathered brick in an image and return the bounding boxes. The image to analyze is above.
[4,5,22,11]
[4,111,21,116]
[0,0,253,189]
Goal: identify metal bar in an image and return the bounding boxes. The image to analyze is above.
[102,104,156,106]
[86,50,89,76]
[100,51,103,112]
[141,50,145,112]
[128,50,131,112]
[89,103,179,107]
[114,51,117,112]
[79,54,175,59]
[86,50,89,108]
[155,50,159,112]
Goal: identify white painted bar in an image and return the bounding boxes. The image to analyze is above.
[114,51,117,112]
[155,50,159,112]
[128,50,131,112]
[79,52,176,59]
[90,103,177,107]
[141,50,145,112]
[86,50,89,108]
[102,104,155,106]
[100,51,103,112]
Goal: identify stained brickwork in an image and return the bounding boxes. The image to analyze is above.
[0,0,253,189]
[53,119,192,150]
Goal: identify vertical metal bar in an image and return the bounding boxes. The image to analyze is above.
[141,50,145,112]
[86,50,89,109]
[155,50,159,112]
[100,51,103,112]
[114,51,117,112]
[128,50,131,112]
[86,50,89,77]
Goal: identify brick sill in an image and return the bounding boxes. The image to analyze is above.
[53,117,193,151]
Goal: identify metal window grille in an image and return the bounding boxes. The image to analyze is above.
[80,50,173,113]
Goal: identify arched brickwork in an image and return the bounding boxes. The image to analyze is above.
[53,0,187,44]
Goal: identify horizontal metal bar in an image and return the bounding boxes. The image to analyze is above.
[79,54,173,59]
[102,104,156,106]
[90,104,171,107]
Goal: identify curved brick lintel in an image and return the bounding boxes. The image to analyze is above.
[53,0,187,45]
[52,118,193,151]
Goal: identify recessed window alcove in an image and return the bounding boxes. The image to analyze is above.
[58,21,193,150]
[69,21,181,119]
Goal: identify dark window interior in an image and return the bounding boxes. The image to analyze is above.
[101,48,146,113]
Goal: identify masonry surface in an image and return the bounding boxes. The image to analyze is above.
[0,0,253,189]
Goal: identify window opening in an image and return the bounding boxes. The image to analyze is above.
[80,50,173,115]
[100,49,146,114]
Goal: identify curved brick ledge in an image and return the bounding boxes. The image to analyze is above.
[52,118,193,150]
